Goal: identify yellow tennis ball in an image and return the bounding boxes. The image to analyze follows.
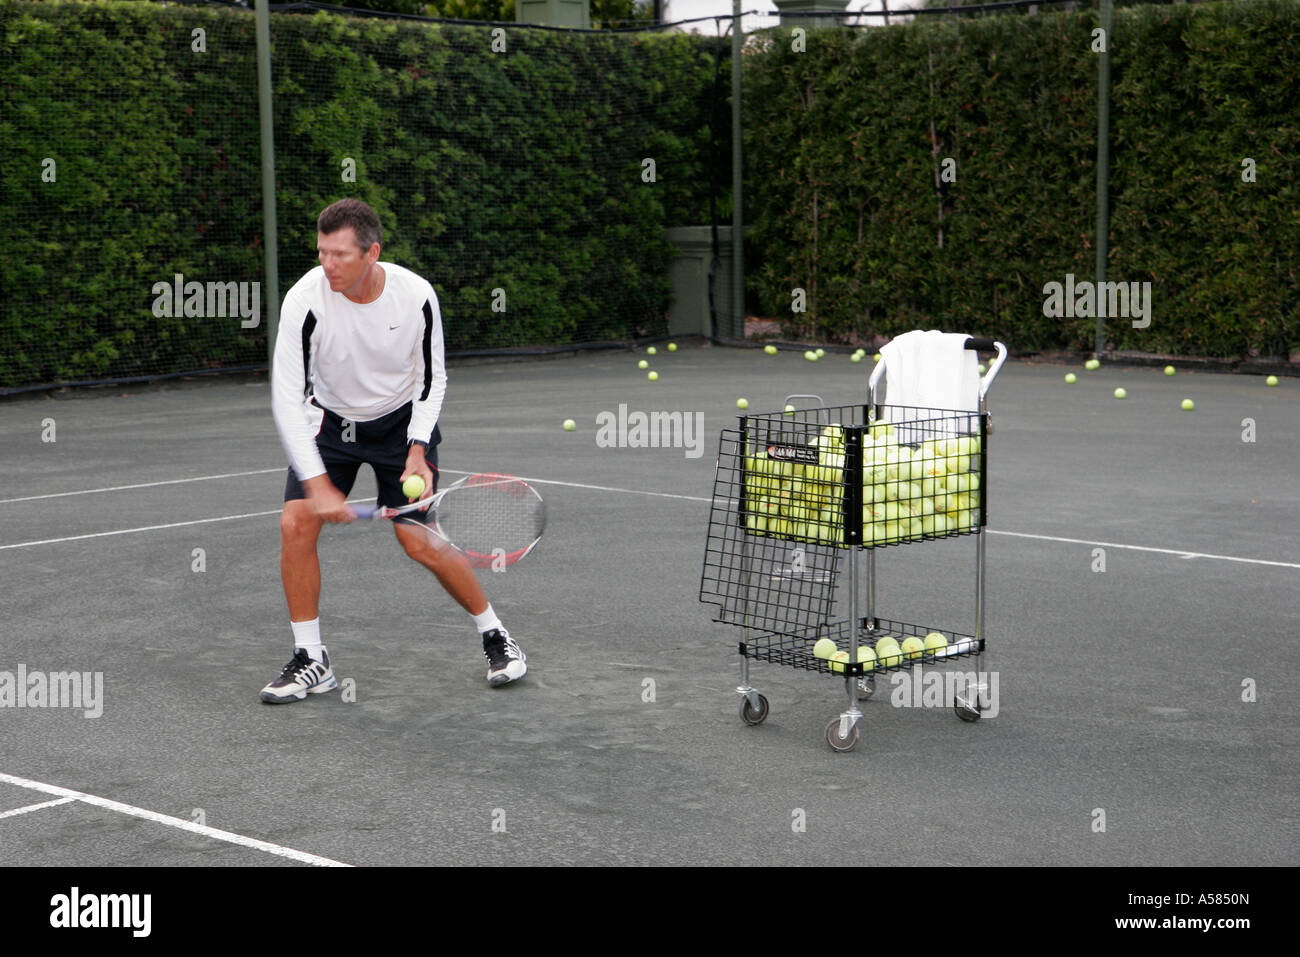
[856,646,877,671]
[563,419,576,431]
[1266,375,1279,386]
[1065,372,1076,384]
[647,346,657,355]
[900,635,925,659]
[1085,358,1101,370]
[812,638,838,659]
[667,342,677,352]
[923,631,948,654]
[764,345,778,355]
[401,475,425,499]
[737,398,749,409]
[648,371,659,382]
[1181,399,1194,411]
[828,650,851,673]
[638,359,648,370]
[1114,387,1127,399]
[1164,365,1176,376]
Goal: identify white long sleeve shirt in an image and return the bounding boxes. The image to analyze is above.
[271,263,447,481]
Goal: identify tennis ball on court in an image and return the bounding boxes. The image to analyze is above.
[737,398,749,410]
[1114,387,1127,399]
[851,353,862,363]
[923,632,948,654]
[812,638,837,659]
[873,353,882,362]
[1181,398,1194,411]
[815,348,826,358]
[804,350,818,361]
[1266,375,1279,386]
[1164,365,1176,376]
[667,342,677,352]
[562,419,576,431]
[638,359,648,370]
[647,346,657,355]
[764,345,778,355]
[402,475,425,499]
[900,635,925,660]
[648,371,659,382]
[1085,358,1100,370]
[828,650,851,674]
[1065,373,1077,384]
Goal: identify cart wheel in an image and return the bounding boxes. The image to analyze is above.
[954,693,982,723]
[826,718,859,752]
[740,694,770,726]
[857,674,876,699]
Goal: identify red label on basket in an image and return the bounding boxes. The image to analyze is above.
[766,443,819,465]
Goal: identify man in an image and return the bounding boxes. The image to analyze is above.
[262,198,525,703]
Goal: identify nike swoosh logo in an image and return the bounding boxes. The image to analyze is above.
[389,325,399,330]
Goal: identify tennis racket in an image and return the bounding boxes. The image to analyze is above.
[351,472,545,569]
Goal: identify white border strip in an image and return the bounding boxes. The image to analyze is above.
[989,529,1300,570]
[0,772,351,867]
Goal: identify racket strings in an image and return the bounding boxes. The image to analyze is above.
[436,479,544,561]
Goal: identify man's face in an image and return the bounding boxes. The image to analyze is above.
[317,228,379,296]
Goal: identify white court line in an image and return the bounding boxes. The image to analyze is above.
[0,796,76,820]
[0,468,1293,570]
[0,510,284,552]
[0,772,351,867]
[990,529,1300,570]
[0,468,284,506]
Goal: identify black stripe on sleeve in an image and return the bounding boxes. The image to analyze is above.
[301,309,317,397]
[420,300,434,401]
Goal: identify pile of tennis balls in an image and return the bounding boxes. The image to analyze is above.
[812,631,952,672]
[742,424,982,544]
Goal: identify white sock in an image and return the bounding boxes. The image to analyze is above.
[291,618,326,662]
[472,605,502,635]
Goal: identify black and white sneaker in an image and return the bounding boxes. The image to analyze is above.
[482,628,526,686]
[260,649,337,703]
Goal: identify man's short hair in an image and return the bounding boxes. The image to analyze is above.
[318,199,382,252]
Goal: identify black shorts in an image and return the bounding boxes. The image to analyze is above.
[284,400,441,516]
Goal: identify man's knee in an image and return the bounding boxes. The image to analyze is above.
[281,500,322,548]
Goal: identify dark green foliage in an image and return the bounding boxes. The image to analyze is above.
[745,0,1299,357]
[0,1,726,386]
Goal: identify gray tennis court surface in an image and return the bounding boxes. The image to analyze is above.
[1,346,1296,866]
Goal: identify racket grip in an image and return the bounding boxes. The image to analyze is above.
[350,504,379,520]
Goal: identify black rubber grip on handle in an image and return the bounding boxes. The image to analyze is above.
[964,337,998,352]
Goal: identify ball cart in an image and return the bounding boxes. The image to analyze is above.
[699,336,1006,751]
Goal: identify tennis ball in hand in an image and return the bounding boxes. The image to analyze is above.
[1181,399,1194,411]
[737,398,749,410]
[764,345,778,355]
[563,418,576,431]
[1065,373,1077,384]
[1113,387,1127,399]
[402,475,425,499]
[638,359,649,370]
[1085,358,1100,370]
[812,638,838,659]
[1164,365,1176,376]
[900,635,925,660]
[1266,375,1279,386]
[648,371,659,381]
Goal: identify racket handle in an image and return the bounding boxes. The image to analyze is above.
[350,504,380,520]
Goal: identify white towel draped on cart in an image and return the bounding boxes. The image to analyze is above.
[877,329,982,443]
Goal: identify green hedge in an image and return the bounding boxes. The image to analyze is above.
[744,0,1300,357]
[0,1,727,386]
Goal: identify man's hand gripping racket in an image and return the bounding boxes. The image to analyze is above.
[351,473,545,569]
